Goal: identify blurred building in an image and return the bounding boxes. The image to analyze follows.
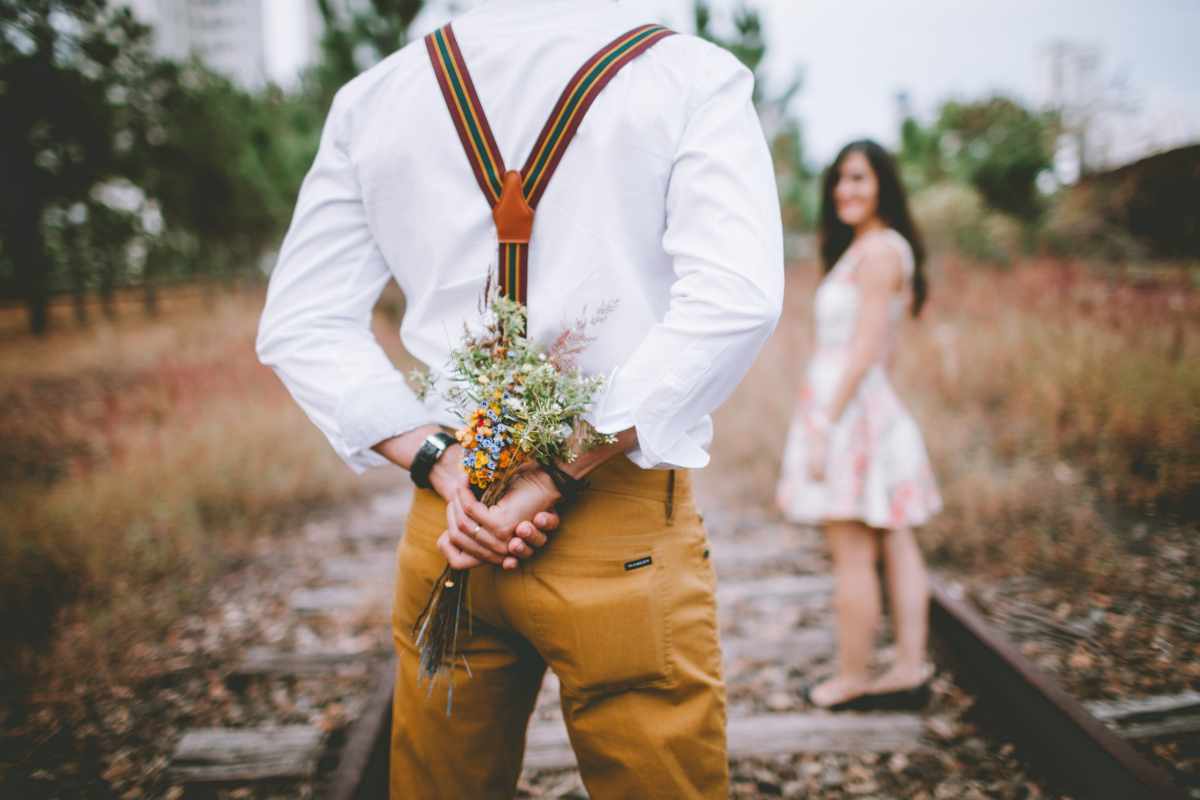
[123,0,384,90]
[125,0,270,89]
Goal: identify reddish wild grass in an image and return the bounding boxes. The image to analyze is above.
[0,287,413,682]
[700,257,1199,584]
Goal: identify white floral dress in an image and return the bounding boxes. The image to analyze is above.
[776,229,942,529]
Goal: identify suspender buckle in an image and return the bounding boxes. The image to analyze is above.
[493,170,534,243]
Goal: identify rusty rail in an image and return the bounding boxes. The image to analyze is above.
[930,579,1185,800]
[325,658,394,800]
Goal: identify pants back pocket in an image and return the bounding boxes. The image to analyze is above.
[529,544,673,695]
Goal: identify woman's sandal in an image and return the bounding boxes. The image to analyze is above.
[801,683,880,712]
[863,681,932,711]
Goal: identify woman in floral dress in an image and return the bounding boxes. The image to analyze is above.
[777,140,942,711]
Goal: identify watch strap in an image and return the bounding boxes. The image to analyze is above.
[411,431,456,490]
[541,461,589,506]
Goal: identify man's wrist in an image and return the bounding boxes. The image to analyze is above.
[372,424,444,469]
[540,461,588,506]
[429,444,466,498]
[527,468,563,504]
[557,427,638,480]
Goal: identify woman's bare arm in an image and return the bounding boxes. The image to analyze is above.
[824,240,905,423]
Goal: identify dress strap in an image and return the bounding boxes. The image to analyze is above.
[426,23,674,306]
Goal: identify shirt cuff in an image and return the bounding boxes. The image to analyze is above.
[342,446,393,474]
[335,372,438,474]
[589,343,718,470]
[590,401,713,471]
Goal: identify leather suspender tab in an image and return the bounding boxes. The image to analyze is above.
[493,170,534,243]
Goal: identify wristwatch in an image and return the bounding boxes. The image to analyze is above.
[410,431,457,490]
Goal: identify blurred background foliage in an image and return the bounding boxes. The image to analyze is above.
[2,0,1196,337]
[0,0,423,336]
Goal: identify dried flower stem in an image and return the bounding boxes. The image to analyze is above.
[411,451,529,712]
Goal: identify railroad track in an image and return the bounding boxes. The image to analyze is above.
[930,580,1188,800]
[163,501,1193,798]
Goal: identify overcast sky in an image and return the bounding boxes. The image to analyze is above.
[264,0,1200,167]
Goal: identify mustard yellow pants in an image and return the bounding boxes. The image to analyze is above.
[389,459,728,799]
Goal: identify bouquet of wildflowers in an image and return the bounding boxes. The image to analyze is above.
[409,289,614,707]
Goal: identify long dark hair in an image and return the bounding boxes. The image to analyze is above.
[819,139,928,317]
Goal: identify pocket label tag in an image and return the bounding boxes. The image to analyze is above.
[623,556,653,571]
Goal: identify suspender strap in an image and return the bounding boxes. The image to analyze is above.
[426,22,674,304]
[520,24,673,208]
[426,25,507,205]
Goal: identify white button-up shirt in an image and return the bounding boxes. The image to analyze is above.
[256,0,784,473]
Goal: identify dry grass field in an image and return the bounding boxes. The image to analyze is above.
[0,285,412,689]
[1,257,1196,708]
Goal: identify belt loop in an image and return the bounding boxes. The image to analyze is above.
[665,469,675,524]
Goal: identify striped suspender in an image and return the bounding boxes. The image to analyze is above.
[426,23,674,305]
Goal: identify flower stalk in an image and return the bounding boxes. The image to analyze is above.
[410,287,614,711]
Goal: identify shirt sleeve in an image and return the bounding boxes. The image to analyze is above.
[255,87,435,474]
[590,56,785,469]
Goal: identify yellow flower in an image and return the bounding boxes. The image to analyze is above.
[474,451,488,468]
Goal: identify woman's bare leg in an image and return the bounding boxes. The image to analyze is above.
[873,526,931,691]
[810,520,880,706]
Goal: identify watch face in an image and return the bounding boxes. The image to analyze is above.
[426,434,452,461]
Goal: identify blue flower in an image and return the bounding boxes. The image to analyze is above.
[487,409,499,421]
